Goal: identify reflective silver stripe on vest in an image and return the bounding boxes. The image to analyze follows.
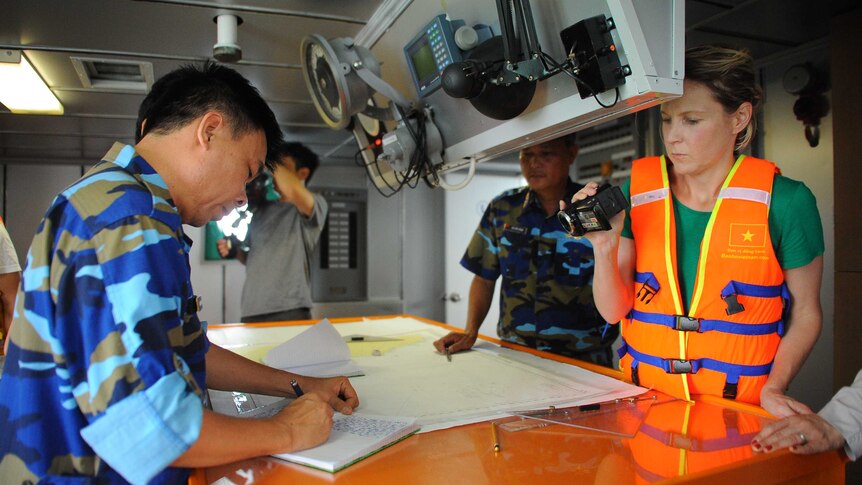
[718,187,771,207]
[631,188,669,208]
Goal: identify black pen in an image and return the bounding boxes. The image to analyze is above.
[445,345,452,362]
[290,379,304,397]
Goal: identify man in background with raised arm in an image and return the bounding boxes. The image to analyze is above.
[217,141,327,323]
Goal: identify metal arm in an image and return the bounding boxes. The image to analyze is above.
[492,0,549,83]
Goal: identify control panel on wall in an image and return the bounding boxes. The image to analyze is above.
[312,188,367,302]
[403,13,491,98]
[404,14,463,97]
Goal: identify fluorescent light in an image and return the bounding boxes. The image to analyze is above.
[0,51,64,115]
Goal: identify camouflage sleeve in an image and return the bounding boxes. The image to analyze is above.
[67,214,204,483]
[460,201,501,281]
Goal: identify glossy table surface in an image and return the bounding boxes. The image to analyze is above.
[193,316,845,484]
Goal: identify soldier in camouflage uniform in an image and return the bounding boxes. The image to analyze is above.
[434,135,618,366]
[0,62,358,484]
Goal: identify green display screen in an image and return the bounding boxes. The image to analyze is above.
[410,38,437,82]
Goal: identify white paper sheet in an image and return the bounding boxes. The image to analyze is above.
[344,322,644,432]
[262,319,364,377]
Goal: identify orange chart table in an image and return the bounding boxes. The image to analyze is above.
[194,315,845,484]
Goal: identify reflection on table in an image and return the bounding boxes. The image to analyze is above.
[194,315,845,484]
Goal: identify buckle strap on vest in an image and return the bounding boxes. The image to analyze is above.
[721,280,785,299]
[623,342,773,380]
[617,338,629,360]
[618,339,640,385]
[723,382,739,399]
[635,271,660,303]
[721,281,790,327]
[630,309,783,336]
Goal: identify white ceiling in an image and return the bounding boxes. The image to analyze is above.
[0,0,856,168]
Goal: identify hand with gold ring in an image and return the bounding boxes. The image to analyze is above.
[751,413,845,455]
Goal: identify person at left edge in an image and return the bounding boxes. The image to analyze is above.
[0,217,21,354]
[433,134,618,366]
[0,62,359,484]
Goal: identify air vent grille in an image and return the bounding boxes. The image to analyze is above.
[70,57,154,92]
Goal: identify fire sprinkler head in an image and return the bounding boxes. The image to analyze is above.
[213,14,243,63]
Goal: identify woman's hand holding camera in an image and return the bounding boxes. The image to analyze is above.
[561,182,625,254]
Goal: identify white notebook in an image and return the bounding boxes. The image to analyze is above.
[273,413,419,472]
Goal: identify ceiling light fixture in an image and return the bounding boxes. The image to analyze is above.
[0,50,64,115]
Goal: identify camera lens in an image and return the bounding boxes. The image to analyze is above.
[557,210,577,235]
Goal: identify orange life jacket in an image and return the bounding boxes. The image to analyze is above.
[619,155,786,404]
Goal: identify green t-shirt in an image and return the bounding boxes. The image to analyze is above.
[620,174,824,312]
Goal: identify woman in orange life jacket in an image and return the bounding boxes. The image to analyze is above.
[567,45,824,418]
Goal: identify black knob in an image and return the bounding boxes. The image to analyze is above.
[441,60,487,99]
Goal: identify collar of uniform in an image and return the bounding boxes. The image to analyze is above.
[101,142,182,232]
[523,177,581,213]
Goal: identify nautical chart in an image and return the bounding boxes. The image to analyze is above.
[208,316,643,433]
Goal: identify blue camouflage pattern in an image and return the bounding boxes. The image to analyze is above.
[461,179,617,364]
[0,143,208,484]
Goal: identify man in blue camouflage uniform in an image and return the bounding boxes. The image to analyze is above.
[434,135,618,366]
[0,62,359,484]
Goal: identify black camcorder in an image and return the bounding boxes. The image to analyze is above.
[245,170,280,212]
[558,183,628,237]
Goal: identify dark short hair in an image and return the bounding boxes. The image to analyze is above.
[558,132,577,146]
[529,133,577,150]
[135,61,282,163]
[274,141,320,183]
[523,133,577,152]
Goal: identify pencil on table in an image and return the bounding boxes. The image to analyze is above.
[491,421,500,452]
